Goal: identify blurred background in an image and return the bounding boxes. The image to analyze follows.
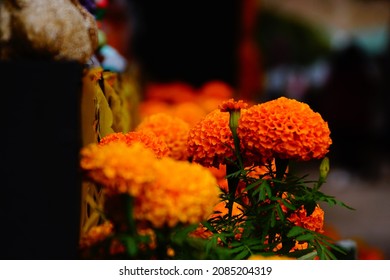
[100,0,390,259]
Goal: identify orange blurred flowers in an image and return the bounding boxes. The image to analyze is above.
[238,97,332,162]
[134,158,220,228]
[136,113,190,161]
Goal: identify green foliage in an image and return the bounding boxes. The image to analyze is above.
[205,139,353,260]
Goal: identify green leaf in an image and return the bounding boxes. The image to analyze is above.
[275,204,285,222]
[246,180,261,191]
[235,249,250,260]
[270,210,276,227]
[287,226,306,237]
[279,198,296,211]
[298,251,318,260]
[296,233,315,241]
[258,180,270,201]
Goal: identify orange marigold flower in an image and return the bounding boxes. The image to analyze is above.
[219,98,249,112]
[238,97,332,162]
[136,113,190,161]
[134,158,220,228]
[80,142,157,196]
[99,131,170,158]
[79,221,113,249]
[288,204,325,233]
[187,109,236,168]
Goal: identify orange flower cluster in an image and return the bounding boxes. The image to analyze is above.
[136,113,190,161]
[288,205,325,233]
[80,142,157,196]
[139,80,236,126]
[187,109,236,168]
[80,140,220,229]
[135,158,220,228]
[238,97,332,162]
[99,131,170,158]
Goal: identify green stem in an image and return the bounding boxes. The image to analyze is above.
[229,111,243,169]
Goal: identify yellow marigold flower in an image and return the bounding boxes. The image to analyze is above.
[288,204,325,233]
[79,221,113,249]
[238,97,332,162]
[135,158,220,228]
[219,98,249,112]
[99,131,170,158]
[80,142,157,196]
[187,109,236,168]
[136,113,190,161]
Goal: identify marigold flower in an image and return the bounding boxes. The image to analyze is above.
[80,142,157,196]
[136,113,190,161]
[219,98,249,112]
[187,109,236,168]
[99,131,170,158]
[238,97,332,162]
[134,158,220,228]
[288,204,325,233]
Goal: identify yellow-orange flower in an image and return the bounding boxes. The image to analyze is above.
[136,113,190,161]
[134,158,220,228]
[288,204,325,233]
[238,97,332,162]
[80,142,157,196]
[99,131,170,158]
[187,109,236,168]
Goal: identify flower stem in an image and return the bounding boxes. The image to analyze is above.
[226,163,240,219]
